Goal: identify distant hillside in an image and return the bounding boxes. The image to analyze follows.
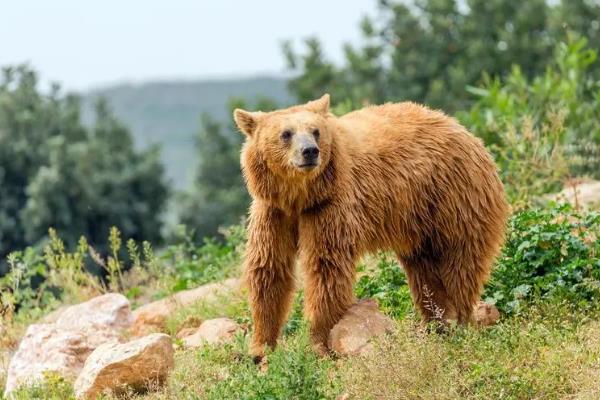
[81,76,292,189]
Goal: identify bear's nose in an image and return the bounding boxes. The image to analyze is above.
[301,146,320,161]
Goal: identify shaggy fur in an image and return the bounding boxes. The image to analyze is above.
[233,95,509,357]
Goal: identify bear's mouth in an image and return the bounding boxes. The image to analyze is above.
[296,162,318,170]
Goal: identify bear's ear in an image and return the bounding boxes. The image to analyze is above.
[305,93,330,114]
[233,109,261,136]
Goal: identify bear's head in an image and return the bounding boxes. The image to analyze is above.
[234,94,334,184]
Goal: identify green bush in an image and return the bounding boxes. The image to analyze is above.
[355,254,413,319]
[485,204,600,314]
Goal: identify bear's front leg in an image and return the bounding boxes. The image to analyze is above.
[245,201,297,359]
[300,218,357,352]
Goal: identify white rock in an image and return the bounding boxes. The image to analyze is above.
[3,323,121,395]
[328,299,395,356]
[56,293,133,330]
[180,318,241,348]
[74,333,174,399]
[3,293,133,395]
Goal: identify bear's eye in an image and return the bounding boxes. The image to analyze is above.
[312,129,320,140]
[281,130,293,141]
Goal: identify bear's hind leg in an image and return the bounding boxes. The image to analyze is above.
[439,251,490,325]
[399,256,457,324]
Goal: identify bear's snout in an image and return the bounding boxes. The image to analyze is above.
[301,146,320,164]
[292,133,321,170]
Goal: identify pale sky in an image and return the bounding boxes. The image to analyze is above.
[0,0,375,91]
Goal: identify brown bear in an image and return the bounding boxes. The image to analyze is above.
[233,94,508,357]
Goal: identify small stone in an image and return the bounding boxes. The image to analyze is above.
[473,301,500,326]
[74,333,174,399]
[328,299,395,356]
[131,278,239,336]
[180,318,241,349]
[175,327,198,340]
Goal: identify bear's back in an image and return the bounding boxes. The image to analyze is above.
[336,101,477,160]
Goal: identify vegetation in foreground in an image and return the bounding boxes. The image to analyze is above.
[2,200,600,399]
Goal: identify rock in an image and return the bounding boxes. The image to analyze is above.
[74,333,174,399]
[131,278,239,336]
[550,180,600,209]
[55,293,133,330]
[40,305,69,324]
[3,293,133,395]
[175,327,198,340]
[180,318,241,349]
[3,323,121,395]
[473,301,500,326]
[328,299,395,356]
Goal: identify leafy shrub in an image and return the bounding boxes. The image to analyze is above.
[460,38,600,206]
[485,204,600,314]
[0,229,102,326]
[355,254,413,319]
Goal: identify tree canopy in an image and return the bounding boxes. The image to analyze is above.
[283,0,600,112]
[0,66,168,271]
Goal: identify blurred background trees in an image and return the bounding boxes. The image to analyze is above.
[1,0,600,269]
[284,0,600,112]
[0,66,168,272]
[176,97,278,242]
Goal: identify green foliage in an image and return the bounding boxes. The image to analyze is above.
[462,38,600,145]
[485,204,600,314]
[0,65,168,272]
[460,38,600,205]
[0,226,164,329]
[0,247,51,323]
[177,98,278,242]
[204,325,338,400]
[5,372,75,400]
[282,292,305,336]
[161,225,245,293]
[283,0,600,112]
[355,254,413,319]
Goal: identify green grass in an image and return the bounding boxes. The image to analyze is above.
[338,301,600,400]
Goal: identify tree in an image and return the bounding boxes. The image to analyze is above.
[177,97,278,242]
[0,65,168,272]
[283,0,600,112]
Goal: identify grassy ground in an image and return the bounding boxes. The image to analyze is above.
[3,208,600,399]
[5,291,600,400]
